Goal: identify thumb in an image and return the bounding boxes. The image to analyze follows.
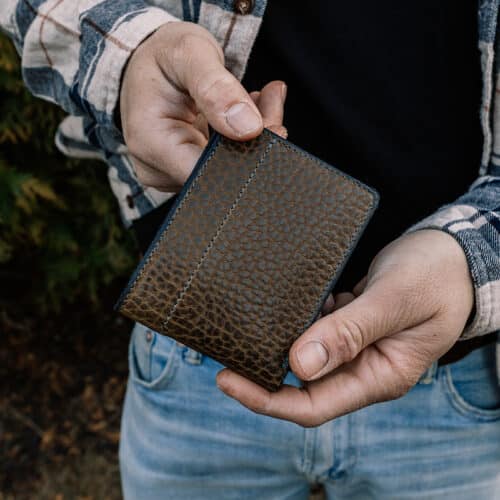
[289,286,420,381]
[160,31,263,140]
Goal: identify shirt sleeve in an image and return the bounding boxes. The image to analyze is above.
[0,0,178,150]
[407,167,500,340]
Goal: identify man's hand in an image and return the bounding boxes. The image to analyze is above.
[120,22,287,192]
[217,230,474,427]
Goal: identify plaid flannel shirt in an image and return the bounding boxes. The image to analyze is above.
[1,0,499,350]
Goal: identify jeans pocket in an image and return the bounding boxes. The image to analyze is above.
[129,323,179,390]
[443,343,500,421]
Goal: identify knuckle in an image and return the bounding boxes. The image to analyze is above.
[172,32,205,60]
[160,32,203,78]
[194,71,236,107]
[163,29,226,99]
[169,29,221,73]
[181,23,223,61]
[246,394,272,416]
[333,317,366,363]
[295,393,325,428]
[248,401,267,415]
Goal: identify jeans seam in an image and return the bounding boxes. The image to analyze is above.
[129,332,179,390]
[442,365,500,420]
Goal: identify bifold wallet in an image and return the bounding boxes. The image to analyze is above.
[116,129,379,391]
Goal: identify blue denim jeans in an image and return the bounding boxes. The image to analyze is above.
[120,323,500,499]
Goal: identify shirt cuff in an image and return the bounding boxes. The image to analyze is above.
[406,204,498,340]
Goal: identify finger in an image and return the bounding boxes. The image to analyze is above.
[267,125,288,139]
[130,121,206,187]
[216,351,401,427]
[249,86,287,137]
[217,325,430,427]
[321,294,335,315]
[129,155,181,192]
[256,80,287,128]
[332,292,355,311]
[160,32,263,140]
[353,276,368,296]
[217,369,314,422]
[250,91,261,104]
[289,282,430,382]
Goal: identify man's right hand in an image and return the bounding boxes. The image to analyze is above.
[120,21,286,192]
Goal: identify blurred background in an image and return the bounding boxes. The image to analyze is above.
[0,34,137,499]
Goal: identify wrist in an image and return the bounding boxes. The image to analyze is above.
[413,229,474,319]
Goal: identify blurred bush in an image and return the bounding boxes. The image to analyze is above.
[0,34,137,316]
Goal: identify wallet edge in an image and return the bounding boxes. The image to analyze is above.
[114,131,223,312]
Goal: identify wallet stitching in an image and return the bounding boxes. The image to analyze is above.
[275,136,376,198]
[121,141,222,309]
[161,138,277,330]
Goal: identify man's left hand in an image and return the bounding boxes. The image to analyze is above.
[216,230,474,427]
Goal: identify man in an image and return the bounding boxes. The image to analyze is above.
[2,1,500,498]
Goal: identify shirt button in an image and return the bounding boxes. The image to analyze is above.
[233,0,254,15]
[145,330,153,342]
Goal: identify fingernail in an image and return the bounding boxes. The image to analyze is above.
[225,102,262,137]
[296,341,329,379]
[281,83,287,101]
[216,377,227,392]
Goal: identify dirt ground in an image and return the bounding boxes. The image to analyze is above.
[0,301,129,499]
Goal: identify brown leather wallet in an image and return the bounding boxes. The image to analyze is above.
[116,129,379,391]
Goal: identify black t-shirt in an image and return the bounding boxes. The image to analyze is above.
[134,1,482,291]
[242,1,482,290]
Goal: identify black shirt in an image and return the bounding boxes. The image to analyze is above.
[242,0,482,290]
[134,1,482,291]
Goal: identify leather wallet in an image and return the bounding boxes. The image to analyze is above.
[116,129,379,391]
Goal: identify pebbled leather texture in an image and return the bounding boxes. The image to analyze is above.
[117,129,378,391]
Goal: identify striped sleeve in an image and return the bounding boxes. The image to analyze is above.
[0,0,178,149]
[408,171,500,340]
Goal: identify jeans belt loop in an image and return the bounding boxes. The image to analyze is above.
[181,345,203,365]
[418,361,438,385]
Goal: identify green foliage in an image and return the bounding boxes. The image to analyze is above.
[0,34,137,314]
